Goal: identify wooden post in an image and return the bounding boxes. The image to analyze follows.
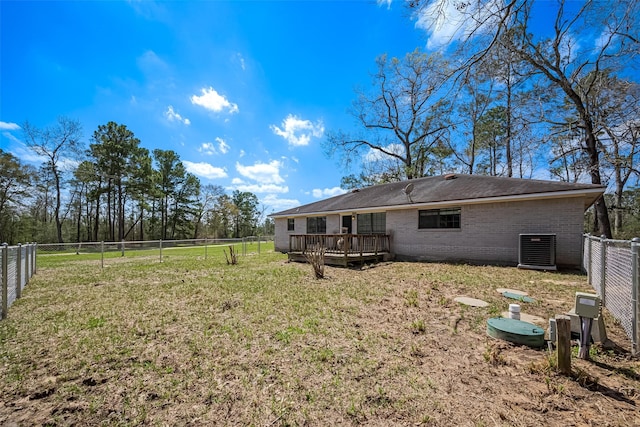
[344,234,349,265]
[556,315,572,375]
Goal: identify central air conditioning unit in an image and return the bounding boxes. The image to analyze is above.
[518,234,557,271]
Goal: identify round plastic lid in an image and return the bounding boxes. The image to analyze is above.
[487,317,545,348]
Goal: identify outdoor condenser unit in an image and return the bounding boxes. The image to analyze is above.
[518,233,557,271]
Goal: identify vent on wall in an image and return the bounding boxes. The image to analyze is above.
[518,234,557,271]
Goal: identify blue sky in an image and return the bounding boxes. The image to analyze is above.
[1,0,429,214]
[2,1,630,214]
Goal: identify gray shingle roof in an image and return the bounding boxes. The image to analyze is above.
[271,174,605,217]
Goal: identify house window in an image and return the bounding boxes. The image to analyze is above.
[287,218,295,231]
[357,212,386,234]
[306,216,326,234]
[419,208,461,229]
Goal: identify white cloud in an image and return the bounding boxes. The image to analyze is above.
[198,142,216,155]
[415,0,503,50]
[216,137,230,154]
[59,158,81,171]
[236,160,284,184]
[0,121,20,131]
[236,53,246,71]
[190,86,239,114]
[137,50,169,75]
[377,0,392,9]
[3,132,21,143]
[197,138,229,155]
[10,143,45,163]
[559,33,579,63]
[270,114,324,147]
[183,161,227,179]
[164,105,191,125]
[9,141,80,169]
[312,187,347,198]
[262,194,300,212]
[234,183,289,194]
[364,143,404,162]
[594,29,614,51]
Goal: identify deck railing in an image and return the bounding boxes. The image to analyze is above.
[289,234,390,257]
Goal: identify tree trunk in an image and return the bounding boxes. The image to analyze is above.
[582,117,612,238]
[54,168,63,243]
[93,193,100,241]
[139,205,144,241]
[505,70,513,177]
[76,185,83,243]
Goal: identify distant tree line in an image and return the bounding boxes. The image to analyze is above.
[0,119,273,244]
[326,0,640,239]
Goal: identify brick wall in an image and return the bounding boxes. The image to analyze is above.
[389,198,585,268]
[275,197,586,268]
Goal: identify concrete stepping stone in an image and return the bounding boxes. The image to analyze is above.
[454,296,489,307]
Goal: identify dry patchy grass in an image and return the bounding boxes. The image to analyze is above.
[0,250,638,426]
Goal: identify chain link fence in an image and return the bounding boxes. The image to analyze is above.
[1,243,38,320]
[37,237,274,267]
[583,234,640,355]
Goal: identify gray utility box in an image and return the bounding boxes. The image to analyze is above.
[574,292,601,319]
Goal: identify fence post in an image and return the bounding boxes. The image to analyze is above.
[1,243,8,320]
[159,239,163,263]
[631,237,640,356]
[101,241,104,269]
[34,242,37,275]
[205,238,208,260]
[24,243,30,287]
[121,239,125,257]
[600,235,606,306]
[16,243,22,300]
[588,236,593,284]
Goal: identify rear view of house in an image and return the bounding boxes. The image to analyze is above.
[270,174,605,269]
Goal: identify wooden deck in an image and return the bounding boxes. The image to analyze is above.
[287,234,390,267]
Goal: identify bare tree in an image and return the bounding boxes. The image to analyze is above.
[504,0,639,237]
[408,0,640,238]
[0,150,34,243]
[23,117,82,243]
[325,49,452,181]
[590,74,640,235]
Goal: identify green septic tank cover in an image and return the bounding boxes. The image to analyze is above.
[487,317,545,348]
[502,291,536,303]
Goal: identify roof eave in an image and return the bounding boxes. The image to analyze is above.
[270,188,605,218]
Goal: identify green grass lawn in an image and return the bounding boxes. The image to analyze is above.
[1,248,638,426]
